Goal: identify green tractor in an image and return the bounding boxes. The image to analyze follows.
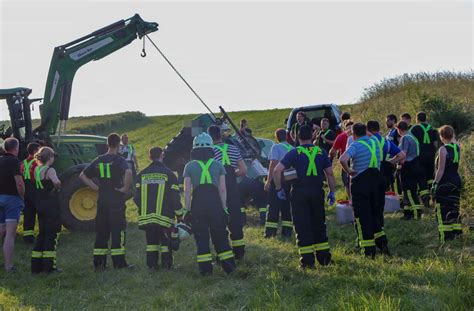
[0,14,158,231]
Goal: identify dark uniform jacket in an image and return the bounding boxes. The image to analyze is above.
[134,161,183,229]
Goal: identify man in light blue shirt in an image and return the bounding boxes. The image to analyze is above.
[340,123,389,258]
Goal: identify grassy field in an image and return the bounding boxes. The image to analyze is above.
[1,72,473,310]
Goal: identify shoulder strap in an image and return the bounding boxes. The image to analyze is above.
[214,144,231,166]
[99,162,112,179]
[23,159,34,180]
[419,124,432,144]
[357,139,379,168]
[281,143,293,152]
[296,146,319,176]
[34,166,49,189]
[446,144,460,163]
[406,134,420,156]
[196,159,214,184]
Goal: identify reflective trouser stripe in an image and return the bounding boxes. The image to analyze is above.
[197,253,212,262]
[427,179,434,186]
[231,239,245,247]
[32,251,43,258]
[171,232,178,239]
[93,249,108,255]
[265,222,278,229]
[313,242,330,251]
[419,189,430,196]
[218,250,234,260]
[240,207,246,213]
[160,246,169,253]
[23,230,35,237]
[259,207,268,213]
[299,246,314,255]
[146,245,159,252]
[355,219,376,248]
[110,249,125,256]
[42,251,56,258]
[359,240,376,247]
[407,191,421,219]
[374,231,385,239]
[452,224,462,231]
[281,221,293,228]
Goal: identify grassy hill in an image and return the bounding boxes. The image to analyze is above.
[1,72,473,310]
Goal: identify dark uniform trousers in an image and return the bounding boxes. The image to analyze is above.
[418,154,434,203]
[351,168,387,258]
[31,194,61,273]
[191,184,236,275]
[145,225,172,269]
[290,185,331,267]
[224,167,245,259]
[265,182,293,237]
[400,159,423,220]
[435,181,462,242]
[380,161,395,192]
[23,180,37,241]
[93,198,127,269]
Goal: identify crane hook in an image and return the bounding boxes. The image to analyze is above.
[141,38,147,57]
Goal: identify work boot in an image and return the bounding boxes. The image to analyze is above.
[316,250,332,266]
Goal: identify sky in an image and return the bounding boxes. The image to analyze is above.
[0,0,472,120]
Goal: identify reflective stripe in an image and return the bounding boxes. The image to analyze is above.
[359,239,375,247]
[407,190,421,219]
[175,208,187,216]
[231,239,245,247]
[265,221,278,229]
[446,144,459,163]
[313,242,330,251]
[110,248,126,256]
[93,248,109,255]
[419,189,430,196]
[32,251,43,258]
[282,143,293,152]
[281,221,293,228]
[141,178,148,219]
[197,159,213,185]
[23,159,34,180]
[296,146,320,176]
[427,179,434,186]
[99,163,111,179]
[298,245,314,255]
[259,207,268,213]
[23,230,35,237]
[171,184,180,191]
[156,182,165,219]
[452,224,462,231]
[358,139,379,168]
[214,144,231,166]
[418,124,432,144]
[34,166,48,189]
[374,231,385,239]
[42,251,56,258]
[146,245,159,252]
[160,246,169,253]
[355,218,374,249]
[240,207,245,213]
[406,134,420,156]
[197,253,213,262]
[218,250,234,260]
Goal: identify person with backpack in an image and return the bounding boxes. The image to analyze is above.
[432,125,463,242]
[183,133,236,276]
[80,133,133,270]
[31,146,62,273]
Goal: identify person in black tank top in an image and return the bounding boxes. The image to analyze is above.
[31,147,62,274]
[80,133,133,270]
[433,125,463,243]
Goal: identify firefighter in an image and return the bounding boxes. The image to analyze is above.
[396,121,423,220]
[290,111,309,146]
[21,142,40,243]
[31,147,62,273]
[273,125,336,268]
[208,125,247,260]
[263,128,294,238]
[340,123,389,258]
[183,133,236,276]
[386,114,402,197]
[133,147,184,270]
[410,112,438,207]
[433,125,463,242]
[400,113,412,128]
[330,120,354,199]
[80,133,133,270]
[315,118,336,155]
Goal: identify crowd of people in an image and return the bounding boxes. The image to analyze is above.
[0,110,464,274]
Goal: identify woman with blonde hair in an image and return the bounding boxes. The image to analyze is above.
[432,125,463,243]
[31,146,62,273]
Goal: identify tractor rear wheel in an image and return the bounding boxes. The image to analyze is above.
[60,171,97,231]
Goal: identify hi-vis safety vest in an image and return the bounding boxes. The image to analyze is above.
[357,139,379,169]
[214,144,231,166]
[34,166,48,190]
[23,159,34,180]
[296,146,321,176]
[197,159,214,185]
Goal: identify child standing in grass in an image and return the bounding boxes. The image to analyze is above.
[183,133,236,276]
